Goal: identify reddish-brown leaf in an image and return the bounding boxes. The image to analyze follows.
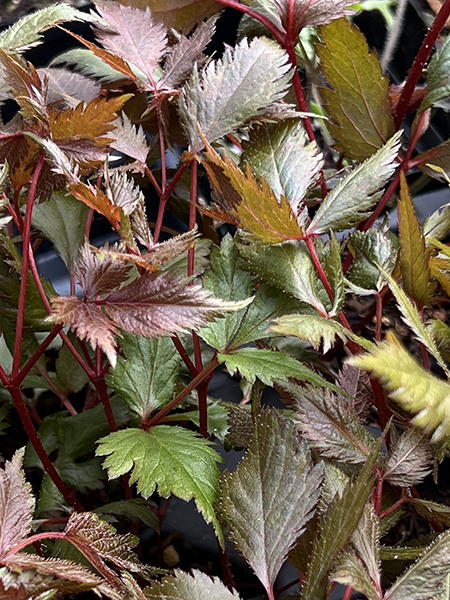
[69,182,122,227]
[0,449,35,559]
[75,243,132,297]
[50,296,118,366]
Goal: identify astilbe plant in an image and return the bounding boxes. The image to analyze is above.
[2,0,450,598]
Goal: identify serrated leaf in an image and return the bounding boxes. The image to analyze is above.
[38,68,101,107]
[307,131,401,235]
[420,34,450,113]
[0,449,35,558]
[281,381,376,464]
[217,409,323,596]
[269,313,373,352]
[0,2,98,54]
[50,296,118,367]
[331,552,381,600]
[68,182,123,229]
[239,240,327,314]
[96,426,224,542]
[324,232,345,315]
[75,243,133,297]
[346,227,398,292]
[51,47,126,82]
[385,529,450,600]
[242,119,323,211]
[199,235,254,352]
[109,114,149,170]
[106,333,181,420]
[104,168,144,215]
[301,436,382,600]
[410,498,450,528]
[95,498,160,532]
[349,331,450,443]
[428,319,450,362]
[350,504,381,591]
[219,347,339,390]
[423,201,450,241]
[203,140,305,243]
[179,36,292,151]
[384,428,433,486]
[317,17,394,160]
[117,0,220,34]
[144,569,241,599]
[381,268,449,377]
[93,1,167,87]
[104,271,249,338]
[157,16,217,92]
[398,173,435,308]
[31,192,89,270]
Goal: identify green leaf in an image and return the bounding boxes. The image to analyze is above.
[105,333,181,420]
[350,505,381,591]
[95,499,160,532]
[383,428,433,487]
[0,2,99,54]
[385,529,450,600]
[420,34,450,113]
[241,119,322,210]
[218,347,339,391]
[316,17,395,160]
[349,331,450,443]
[55,334,89,395]
[230,283,308,349]
[282,381,377,464]
[346,227,398,292]
[199,235,254,352]
[427,319,450,362]
[331,553,381,600]
[302,436,382,600]
[423,200,450,241]
[217,409,323,597]
[179,36,292,151]
[239,240,327,314]
[269,313,374,352]
[380,268,449,376]
[410,498,450,528]
[144,569,241,600]
[58,457,106,494]
[397,174,435,308]
[182,400,230,443]
[307,131,401,235]
[96,426,224,543]
[51,47,126,82]
[324,232,345,315]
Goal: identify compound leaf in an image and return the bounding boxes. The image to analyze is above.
[307,131,401,235]
[385,529,450,600]
[397,173,435,308]
[349,331,450,443]
[106,333,181,420]
[217,409,323,597]
[219,347,338,390]
[203,141,305,243]
[179,36,292,151]
[317,17,394,160]
[242,119,323,211]
[144,569,241,599]
[384,428,433,487]
[96,426,224,543]
[0,449,34,558]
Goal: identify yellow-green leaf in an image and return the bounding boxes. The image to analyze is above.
[397,173,436,308]
[349,332,450,443]
[317,17,394,161]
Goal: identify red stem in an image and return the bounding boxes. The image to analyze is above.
[145,165,162,197]
[373,468,383,515]
[375,292,383,341]
[7,384,84,511]
[12,153,45,379]
[172,335,198,377]
[35,363,78,415]
[144,358,219,429]
[304,235,333,302]
[370,377,391,436]
[379,495,409,520]
[212,0,285,41]
[11,325,62,387]
[393,0,450,129]
[342,586,353,600]
[153,163,189,243]
[4,531,66,560]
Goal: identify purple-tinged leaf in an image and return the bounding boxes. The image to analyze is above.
[0,449,34,558]
[50,296,118,367]
[179,36,292,151]
[110,114,149,171]
[104,169,144,215]
[217,409,323,597]
[38,68,101,107]
[384,428,433,487]
[158,16,217,92]
[75,243,132,297]
[104,272,247,337]
[336,364,372,422]
[145,569,242,599]
[350,505,382,594]
[93,0,167,87]
[144,229,199,269]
